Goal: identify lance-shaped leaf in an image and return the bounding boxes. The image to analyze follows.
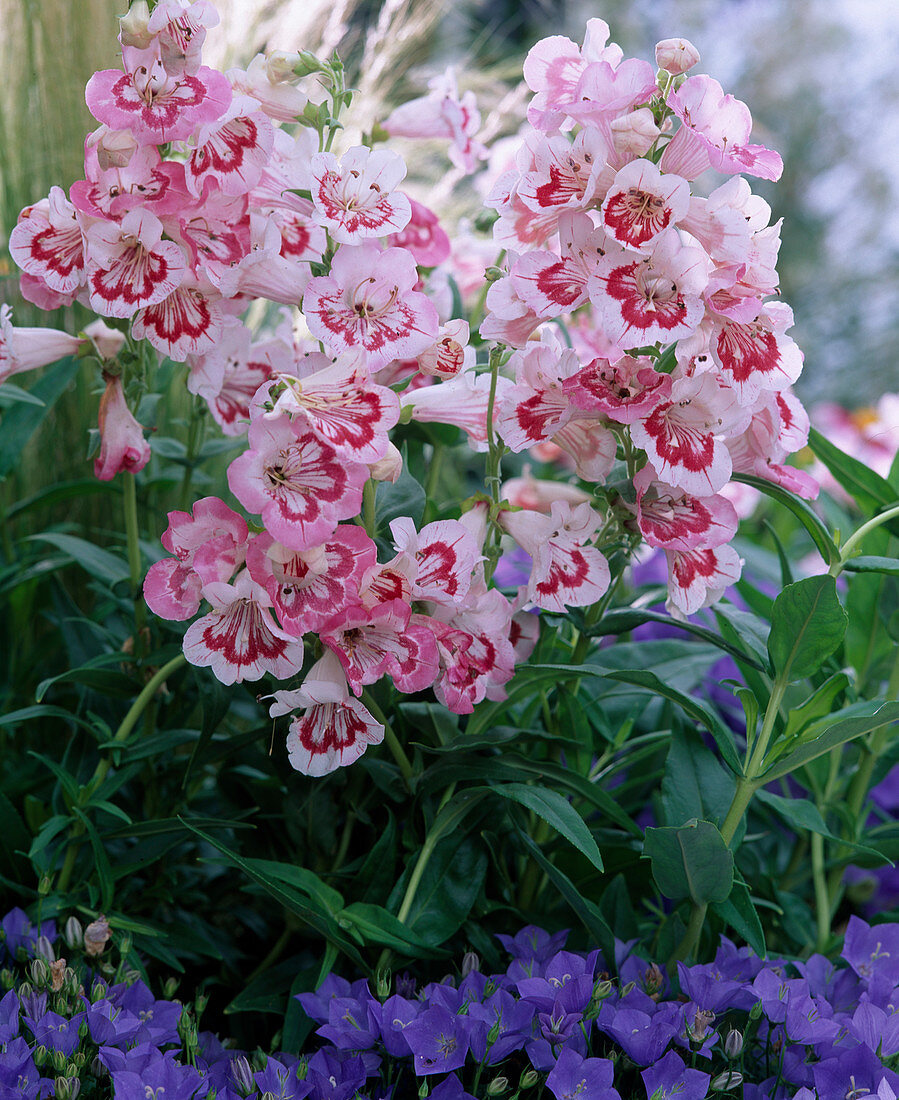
[768,575,847,682]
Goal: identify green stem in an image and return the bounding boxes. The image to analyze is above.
[743,677,787,780]
[719,775,758,848]
[123,471,146,647]
[831,502,899,575]
[178,399,205,512]
[483,345,506,584]
[362,479,377,540]
[518,818,552,911]
[361,691,412,785]
[56,653,186,893]
[811,832,830,951]
[667,901,708,969]
[422,443,443,524]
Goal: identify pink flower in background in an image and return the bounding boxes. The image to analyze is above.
[94,374,152,481]
[311,146,411,244]
[387,199,451,267]
[0,306,83,385]
[382,69,486,173]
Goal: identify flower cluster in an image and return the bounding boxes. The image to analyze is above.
[294,919,899,1100]
[481,23,817,615]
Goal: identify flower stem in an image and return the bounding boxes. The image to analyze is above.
[830,502,899,576]
[483,344,506,584]
[363,478,377,540]
[361,690,412,786]
[123,471,146,652]
[56,653,186,893]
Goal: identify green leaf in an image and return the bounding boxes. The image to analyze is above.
[36,654,137,702]
[374,462,425,531]
[842,556,899,577]
[592,607,766,671]
[754,789,886,862]
[731,471,840,565]
[242,859,344,915]
[489,783,603,871]
[605,669,742,774]
[0,359,79,479]
[712,881,766,958]
[26,533,130,586]
[767,576,848,682]
[0,792,32,881]
[780,673,850,742]
[762,701,899,781]
[644,820,734,905]
[0,383,45,408]
[179,819,365,967]
[405,834,487,948]
[661,727,736,828]
[340,902,444,957]
[515,830,614,957]
[809,427,898,515]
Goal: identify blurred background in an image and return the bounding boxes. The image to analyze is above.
[1,0,897,407]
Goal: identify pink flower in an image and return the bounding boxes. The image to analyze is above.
[382,69,486,173]
[303,243,439,366]
[146,0,220,78]
[257,351,400,464]
[311,146,411,245]
[601,159,690,251]
[144,496,248,620]
[661,75,783,182]
[72,135,187,221]
[588,230,708,347]
[183,572,305,684]
[655,37,701,75]
[9,187,85,295]
[562,355,672,424]
[500,501,611,613]
[227,54,308,123]
[186,96,275,198]
[227,413,368,551]
[389,518,483,607]
[246,525,376,635]
[709,302,803,407]
[516,130,607,220]
[665,544,743,616]
[502,472,592,513]
[0,306,83,385]
[386,199,451,268]
[320,599,439,695]
[495,332,583,452]
[269,652,384,776]
[132,275,224,361]
[630,373,745,497]
[400,366,512,453]
[85,59,231,146]
[510,211,608,321]
[85,208,187,319]
[633,467,738,552]
[94,374,151,481]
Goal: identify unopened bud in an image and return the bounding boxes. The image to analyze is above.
[290,50,328,80]
[487,1077,509,1095]
[33,1045,48,1067]
[519,1069,540,1089]
[609,108,660,158]
[83,916,111,957]
[461,951,480,977]
[655,37,701,75]
[368,442,403,483]
[296,1058,308,1080]
[163,977,179,999]
[264,51,302,83]
[643,963,664,997]
[710,1071,743,1091]
[83,320,126,361]
[748,1000,763,1021]
[70,1052,86,1069]
[118,1,153,47]
[195,992,209,1016]
[90,980,108,1003]
[38,875,52,897]
[90,128,138,171]
[229,1055,255,1097]
[51,1049,68,1073]
[485,266,504,282]
[418,1080,430,1097]
[54,1077,80,1100]
[29,959,50,986]
[34,935,55,963]
[375,969,391,1001]
[0,970,13,990]
[63,917,84,951]
[725,1028,744,1059]
[620,981,636,997]
[261,1094,276,1100]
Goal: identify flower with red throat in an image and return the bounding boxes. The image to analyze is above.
[310,146,411,245]
[94,374,151,481]
[9,187,86,297]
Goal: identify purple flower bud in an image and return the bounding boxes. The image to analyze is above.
[34,935,55,963]
[725,1028,744,1058]
[230,1054,255,1097]
[462,951,480,978]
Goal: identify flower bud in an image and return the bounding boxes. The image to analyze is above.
[655,37,701,75]
[375,969,391,1002]
[83,917,111,957]
[0,970,14,990]
[29,959,50,987]
[63,917,84,951]
[89,127,139,171]
[620,981,636,997]
[34,935,55,963]
[519,1069,540,1089]
[609,108,660,158]
[90,980,108,1003]
[748,1000,763,1020]
[289,50,329,79]
[461,951,480,977]
[38,875,52,897]
[54,1077,80,1100]
[33,1046,48,1067]
[485,266,504,282]
[51,1049,68,1073]
[70,1052,86,1069]
[368,442,403,483]
[725,1028,744,1059]
[710,1071,743,1091]
[163,977,179,999]
[195,992,209,1016]
[262,1094,276,1100]
[487,1077,509,1095]
[119,1,152,47]
[643,963,664,997]
[229,1055,255,1097]
[83,320,126,362]
[418,1081,430,1098]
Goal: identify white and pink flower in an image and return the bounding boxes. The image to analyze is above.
[311,146,411,245]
